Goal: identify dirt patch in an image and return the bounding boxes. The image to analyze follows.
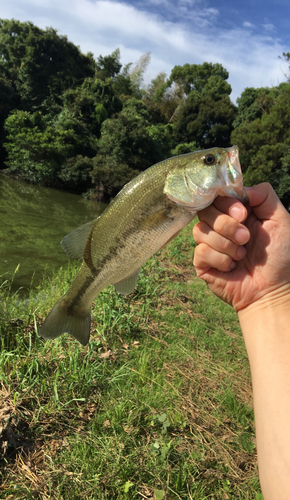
[0,384,33,461]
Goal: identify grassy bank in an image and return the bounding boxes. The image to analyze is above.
[0,224,262,499]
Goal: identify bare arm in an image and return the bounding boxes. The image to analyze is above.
[193,183,290,500]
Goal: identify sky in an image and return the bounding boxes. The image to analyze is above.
[2,0,290,103]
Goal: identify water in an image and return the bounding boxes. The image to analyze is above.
[0,174,107,293]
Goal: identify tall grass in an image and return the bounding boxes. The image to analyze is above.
[0,224,262,499]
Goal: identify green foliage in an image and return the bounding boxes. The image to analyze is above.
[167,62,237,147]
[90,99,174,197]
[168,61,230,96]
[0,18,31,83]
[1,17,290,206]
[4,110,76,184]
[61,77,123,138]
[231,83,290,207]
[170,140,199,156]
[0,227,262,498]
[15,25,95,109]
[232,85,288,128]
[174,91,237,147]
[1,17,95,112]
[95,48,122,80]
[0,76,19,163]
[59,155,94,190]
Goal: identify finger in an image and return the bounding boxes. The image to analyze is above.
[193,221,247,261]
[194,242,237,273]
[213,196,248,222]
[197,205,250,245]
[245,183,289,221]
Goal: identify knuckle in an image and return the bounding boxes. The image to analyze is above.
[220,254,233,271]
[214,214,238,238]
[193,221,210,243]
[193,242,208,266]
[220,237,235,254]
[214,214,229,233]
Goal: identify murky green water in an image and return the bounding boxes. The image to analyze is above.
[0,174,107,292]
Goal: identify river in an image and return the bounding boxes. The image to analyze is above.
[0,174,107,293]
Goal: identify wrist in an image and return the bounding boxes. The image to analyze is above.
[238,285,290,364]
[238,284,290,325]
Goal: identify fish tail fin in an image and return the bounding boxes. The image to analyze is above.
[39,296,91,346]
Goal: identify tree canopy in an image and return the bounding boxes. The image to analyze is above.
[1,18,290,205]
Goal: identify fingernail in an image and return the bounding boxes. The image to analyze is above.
[235,228,249,244]
[236,245,246,259]
[229,205,245,222]
[230,261,237,270]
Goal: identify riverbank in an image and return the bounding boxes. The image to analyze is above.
[0,173,107,292]
[0,224,262,499]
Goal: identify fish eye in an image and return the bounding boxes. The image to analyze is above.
[203,154,216,166]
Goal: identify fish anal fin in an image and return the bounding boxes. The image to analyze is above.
[61,219,97,260]
[114,269,140,295]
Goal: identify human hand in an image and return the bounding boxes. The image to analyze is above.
[193,183,290,312]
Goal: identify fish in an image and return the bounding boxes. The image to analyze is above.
[39,145,248,346]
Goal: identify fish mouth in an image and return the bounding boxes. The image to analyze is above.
[224,146,249,205]
[225,187,249,205]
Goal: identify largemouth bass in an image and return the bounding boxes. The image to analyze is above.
[39,146,248,345]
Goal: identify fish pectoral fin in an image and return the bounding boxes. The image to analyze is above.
[114,269,140,295]
[61,219,98,259]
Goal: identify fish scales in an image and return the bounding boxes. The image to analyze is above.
[39,146,248,345]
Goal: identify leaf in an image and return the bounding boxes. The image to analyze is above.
[98,350,112,359]
[154,489,165,500]
[123,481,134,493]
[157,413,167,423]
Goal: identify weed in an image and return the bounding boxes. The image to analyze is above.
[0,224,261,499]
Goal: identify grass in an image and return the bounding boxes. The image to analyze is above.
[0,223,262,499]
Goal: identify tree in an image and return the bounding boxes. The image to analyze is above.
[232,85,288,128]
[143,72,182,124]
[16,28,96,109]
[165,62,237,147]
[231,83,290,208]
[0,19,31,84]
[3,76,124,189]
[90,98,174,197]
[61,77,123,139]
[0,19,96,110]
[168,62,230,96]
[128,52,151,97]
[0,77,19,163]
[95,48,122,79]
[4,110,78,184]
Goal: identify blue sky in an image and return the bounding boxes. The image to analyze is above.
[2,0,290,102]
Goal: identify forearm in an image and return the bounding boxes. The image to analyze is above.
[238,288,290,500]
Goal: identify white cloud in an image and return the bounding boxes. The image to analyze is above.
[263,23,276,32]
[243,21,255,28]
[1,0,288,102]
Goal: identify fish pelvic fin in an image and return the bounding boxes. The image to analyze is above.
[39,296,91,346]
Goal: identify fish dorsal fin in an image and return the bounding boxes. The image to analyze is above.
[113,269,140,295]
[61,219,98,260]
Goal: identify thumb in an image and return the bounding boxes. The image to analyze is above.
[245,183,289,221]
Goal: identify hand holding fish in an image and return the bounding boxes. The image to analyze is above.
[193,182,290,312]
[194,182,290,500]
